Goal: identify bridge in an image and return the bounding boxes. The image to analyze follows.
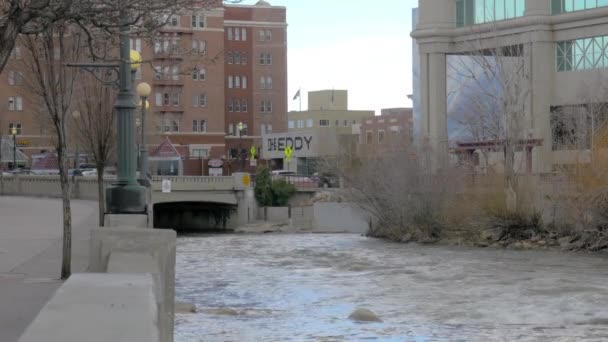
[0,173,257,232]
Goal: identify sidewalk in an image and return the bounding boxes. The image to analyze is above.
[0,196,98,342]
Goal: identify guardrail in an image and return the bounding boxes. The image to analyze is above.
[150,176,235,191]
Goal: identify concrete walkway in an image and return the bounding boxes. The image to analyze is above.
[0,196,98,342]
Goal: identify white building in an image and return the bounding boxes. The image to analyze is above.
[412,0,608,173]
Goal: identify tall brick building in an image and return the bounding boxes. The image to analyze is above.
[0,0,287,174]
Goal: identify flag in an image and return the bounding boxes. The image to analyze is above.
[292,89,301,101]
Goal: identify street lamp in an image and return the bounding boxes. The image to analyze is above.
[136,81,151,186]
[237,122,244,172]
[11,126,17,171]
[72,110,81,176]
[104,38,147,214]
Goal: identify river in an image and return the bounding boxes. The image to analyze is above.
[174,233,608,342]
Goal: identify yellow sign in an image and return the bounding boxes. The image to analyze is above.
[284,146,293,161]
[130,50,142,71]
[250,145,257,159]
[242,174,251,187]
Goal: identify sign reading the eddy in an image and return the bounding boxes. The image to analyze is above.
[263,132,316,159]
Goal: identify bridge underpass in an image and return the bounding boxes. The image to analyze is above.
[153,201,238,233]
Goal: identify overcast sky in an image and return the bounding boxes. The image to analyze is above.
[238,0,417,114]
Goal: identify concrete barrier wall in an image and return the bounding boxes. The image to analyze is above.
[89,227,176,342]
[313,203,370,234]
[18,274,160,342]
[258,207,290,222]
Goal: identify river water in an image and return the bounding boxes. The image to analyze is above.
[174,234,608,342]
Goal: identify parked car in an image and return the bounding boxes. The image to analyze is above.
[311,172,340,188]
[271,170,316,188]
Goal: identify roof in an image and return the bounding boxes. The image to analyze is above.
[149,137,188,160]
[0,137,29,163]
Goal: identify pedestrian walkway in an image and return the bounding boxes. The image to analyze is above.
[0,196,98,342]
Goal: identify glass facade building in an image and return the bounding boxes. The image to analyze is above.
[556,35,608,71]
[456,0,526,27]
[552,0,608,14]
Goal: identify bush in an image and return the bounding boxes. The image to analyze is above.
[254,167,273,207]
[271,179,296,207]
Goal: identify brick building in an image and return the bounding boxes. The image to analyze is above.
[0,0,288,175]
[358,108,414,156]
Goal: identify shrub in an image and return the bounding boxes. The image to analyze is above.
[271,179,296,207]
[254,167,273,207]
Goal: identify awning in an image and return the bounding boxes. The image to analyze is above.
[0,137,29,163]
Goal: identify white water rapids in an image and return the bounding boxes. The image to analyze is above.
[175,234,608,342]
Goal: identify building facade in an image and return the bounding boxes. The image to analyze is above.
[262,90,374,173]
[359,108,414,156]
[413,0,608,173]
[0,0,288,174]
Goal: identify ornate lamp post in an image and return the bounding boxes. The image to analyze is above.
[71,110,81,176]
[104,24,147,214]
[11,126,17,170]
[136,82,151,187]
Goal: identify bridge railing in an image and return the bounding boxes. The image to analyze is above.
[150,175,236,191]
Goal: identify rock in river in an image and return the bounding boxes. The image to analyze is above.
[348,308,383,322]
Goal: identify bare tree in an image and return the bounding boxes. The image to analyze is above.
[0,0,242,74]
[448,37,530,212]
[18,22,83,279]
[73,72,116,227]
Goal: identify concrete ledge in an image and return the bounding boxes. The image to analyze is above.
[18,273,159,342]
[90,227,176,342]
[104,214,149,228]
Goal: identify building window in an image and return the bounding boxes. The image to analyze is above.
[227,27,233,40]
[267,124,272,133]
[171,66,178,81]
[335,120,339,127]
[242,76,247,89]
[170,16,179,27]
[267,76,273,89]
[260,76,266,89]
[192,68,198,80]
[227,51,233,64]
[261,124,267,135]
[192,149,208,158]
[228,123,234,135]
[234,27,240,41]
[266,29,272,41]
[343,120,348,127]
[228,98,234,112]
[557,35,608,72]
[8,71,22,86]
[193,94,207,107]
[288,120,295,129]
[235,99,241,112]
[8,96,22,111]
[235,52,241,64]
[260,53,266,65]
[242,99,248,112]
[378,130,385,143]
[265,53,272,65]
[172,120,180,132]
[155,92,162,106]
[228,76,234,88]
[456,0,525,27]
[297,120,304,128]
[130,38,142,52]
[191,15,204,28]
[260,100,265,113]
[171,92,181,106]
[366,131,373,144]
[242,28,247,41]
[553,0,608,14]
[8,123,22,135]
[235,76,241,88]
[306,119,313,128]
[135,67,142,80]
[192,120,207,133]
[259,29,265,42]
[164,93,170,106]
[319,120,330,127]
[265,100,272,113]
[193,40,206,54]
[199,67,206,81]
